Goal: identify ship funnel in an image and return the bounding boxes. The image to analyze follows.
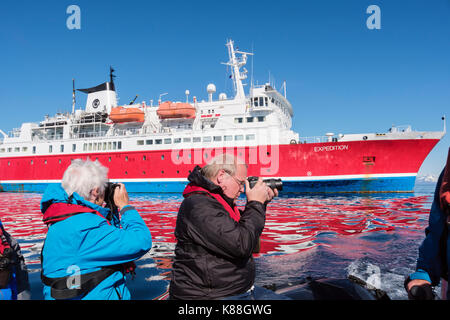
[207,83,216,102]
[78,81,117,113]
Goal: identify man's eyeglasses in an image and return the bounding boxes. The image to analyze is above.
[224,171,246,188]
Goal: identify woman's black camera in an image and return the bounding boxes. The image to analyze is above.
[104,182,120,218]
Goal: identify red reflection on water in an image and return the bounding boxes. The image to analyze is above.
[0,193,432,260]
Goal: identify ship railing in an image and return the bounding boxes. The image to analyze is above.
[297,135,333,144]
[388,125,412,133]
[71,131,108,139]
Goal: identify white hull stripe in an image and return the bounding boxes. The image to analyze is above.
[0,173,417,184]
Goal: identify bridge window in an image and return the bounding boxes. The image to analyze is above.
[246,134,255,141]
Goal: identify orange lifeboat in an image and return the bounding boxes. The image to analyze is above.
[157,101,196,119]
[109,106,145,123]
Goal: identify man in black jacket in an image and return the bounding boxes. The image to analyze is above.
[169,154,277,300]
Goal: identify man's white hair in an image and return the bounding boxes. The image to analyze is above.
[61,158,109,200]
[201,153,245,180]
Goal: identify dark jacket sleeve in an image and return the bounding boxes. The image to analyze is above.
[415,169,448,285]
[179,195,266,260]
[3,229,31,295]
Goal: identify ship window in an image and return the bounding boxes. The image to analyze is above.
[183,138,191,143]
[125,156,128,161]
[164,138,172,144]
[257,116,265,122]
[234,135,244,141]
[137,140,144,146]
[103,142,107,150]
[193,137,201,143]
[253,97,258,107]
[246,134,256,141]
[0,148,4,153]
[7,148,12,152]
[108,142,112,150]
[203,136,211,143]
[259,97,264,107]
[161,155,164,160]
[108,157,111,162]
[14,147,19,152]
[32,146,36,154]
[22,147,27,152]
[93,143,97,151]
[49,145,53,153]
[146,139,153,145]
[174,138,181,144]
[113,142,117,150]
[30,160,33,165]
[155,139,162,145]
[89,143,93,151]
[143,155,147,161]
[246,117,254,123]
[72,144,76,152]
[213,136,222,142]
[58,159,62,164]
[224,135,232,141]
[265,97,268,106]
[60,145,64,153]
[118,142,122,149]
[234,117,243,124]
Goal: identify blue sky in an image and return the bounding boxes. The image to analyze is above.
[0,0,449,176]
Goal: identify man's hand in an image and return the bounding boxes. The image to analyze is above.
[245,178,278,204]
[113,183,129,211]
[406,279,434,300]
[407,279,431,291]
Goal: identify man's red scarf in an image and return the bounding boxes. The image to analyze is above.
[183,184,241,222]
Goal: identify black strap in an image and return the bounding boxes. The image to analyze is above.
[41,267,117,300]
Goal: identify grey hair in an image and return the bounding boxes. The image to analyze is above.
[61,158,109,200]
[201,153,245,180]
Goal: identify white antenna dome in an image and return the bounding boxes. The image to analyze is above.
[185,89,190,95]
[207,83,216,102]
[219,93,227,100]
[207,83,216,94]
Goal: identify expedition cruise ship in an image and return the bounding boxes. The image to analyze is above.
[0,40,445,193]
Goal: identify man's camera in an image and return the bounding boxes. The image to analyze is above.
[104,182,120,218]
[247,176,283,191]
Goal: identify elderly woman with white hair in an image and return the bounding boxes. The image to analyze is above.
[40,158,152,300]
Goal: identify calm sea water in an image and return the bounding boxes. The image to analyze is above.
[0,182,439,300]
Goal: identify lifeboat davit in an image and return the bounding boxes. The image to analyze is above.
[157,101,196,119]
[109,106,145,123]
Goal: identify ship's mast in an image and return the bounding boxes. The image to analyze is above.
[222,39,252,100]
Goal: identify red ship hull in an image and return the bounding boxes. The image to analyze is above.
[0,138,440,193]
